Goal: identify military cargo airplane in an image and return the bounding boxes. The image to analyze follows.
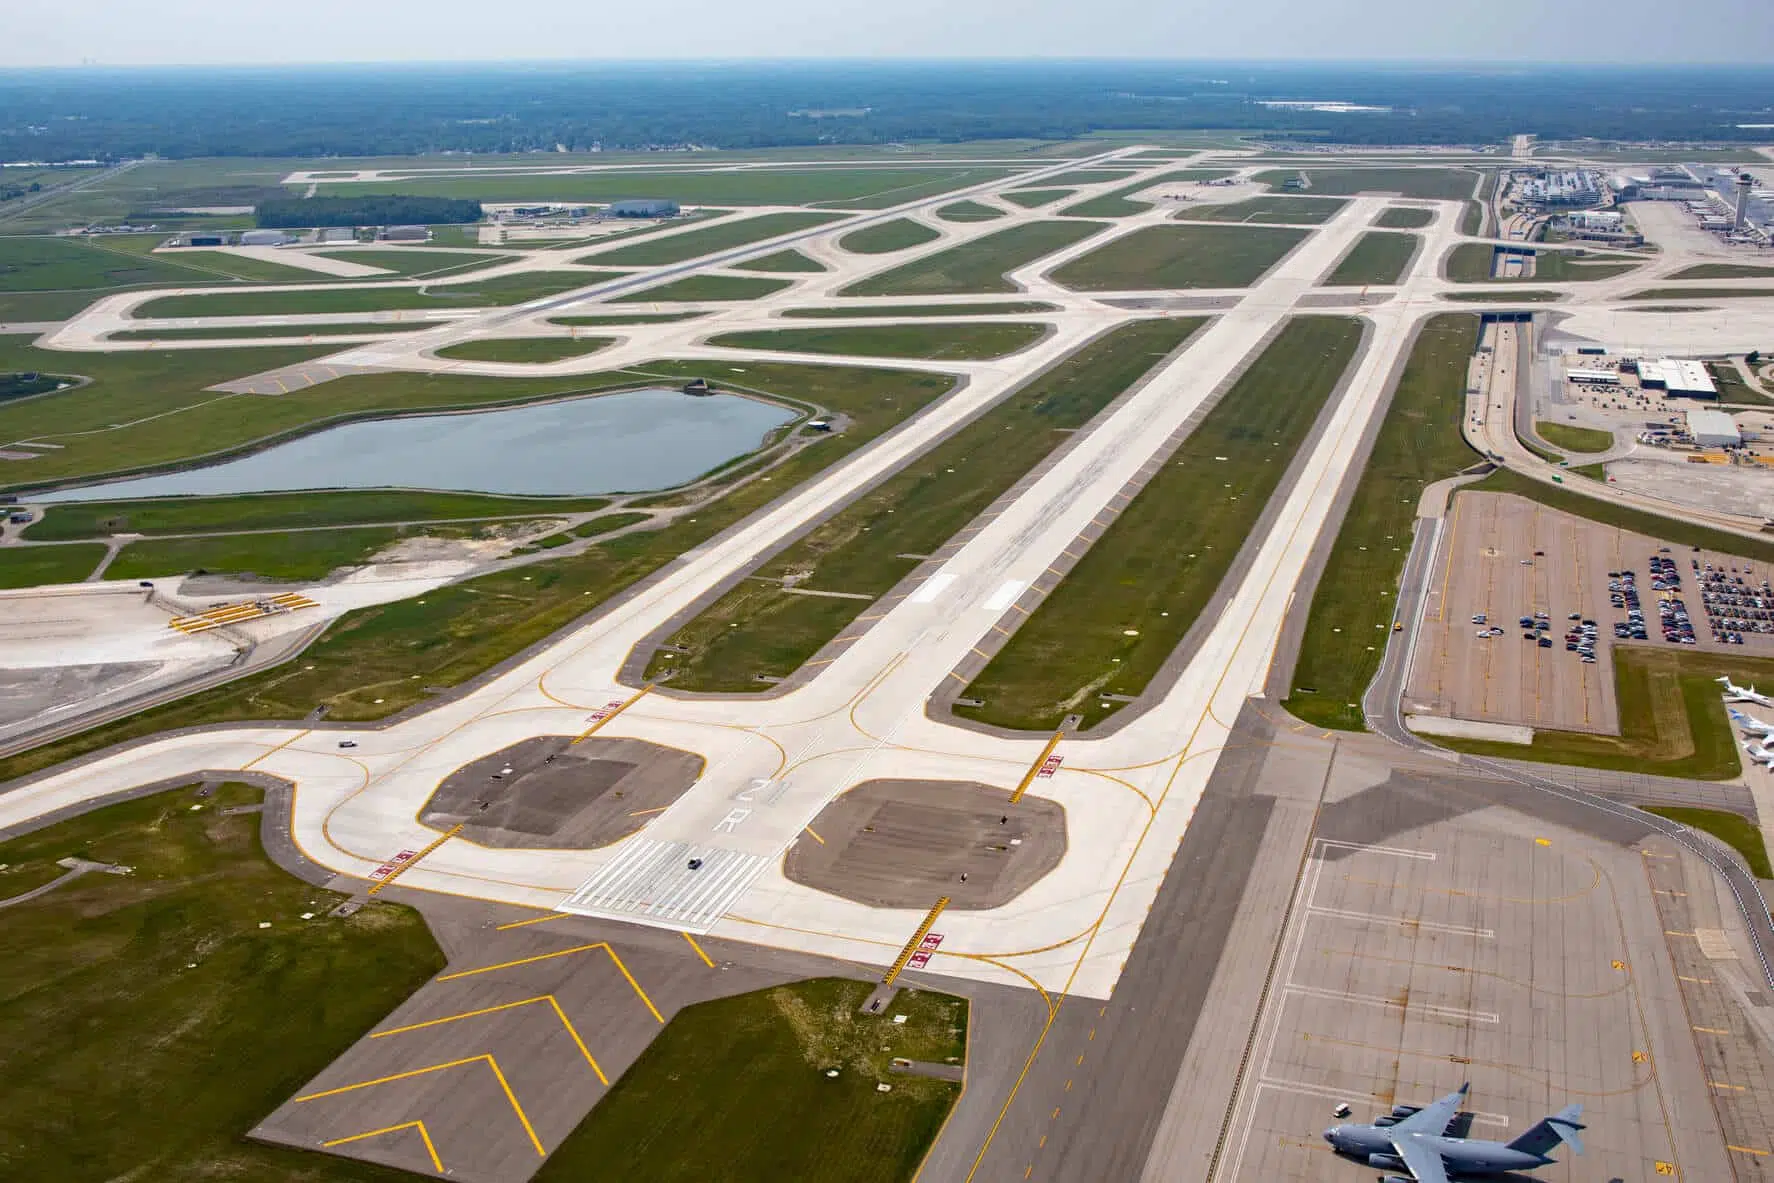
[1322,1083,1583,1182]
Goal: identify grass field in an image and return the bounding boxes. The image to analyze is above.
[1643,806,1774,877]
[957,315,1364,731]
[1668,264,1774,280]
[136,270,625,318]
[1474,467,1774,565]
[1176,195,1347,224]
[532,979,965,1183]
[1444,244,1639,283]
[1627,288,1774,300]
[0,543,105,588]
[433,336,615,363]
[1001,189,1074,208]
[705,322,1047,360]
[934,201,1006,222]
[580,212,842,266]
[0,361,954,778]
[1321,231,1419,285]
[1438,647,1774,780]
[308,248,509,279]
[0,341,672,489]
[1035,169,1135,187]
[779,301,1058,319]
[1052,223,1306,291]
[0,234,235,292]
[1057,170,1233,218]
[1253,168,1481,200]
[1706,362,1774,406]
[612,274,792,303]
[549,311,706,326]
[572,510,653,538]
[1442,290,1564,303]
[1535,420,1614,453]
[25,489,609,539]
[141,250,349,285]
[838,219,942,255]
[645,319,1204,691]
[0,781,442,1182]
[314,167,1021,208]
[842,221,1104,297]
[735,249,827,273]
[107,527,404,581]
[1283,314,1480,730]
[1374,206,1436,229]
[109,322,435,341]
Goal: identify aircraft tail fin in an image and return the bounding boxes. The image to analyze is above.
[1506,1103,1584,1158]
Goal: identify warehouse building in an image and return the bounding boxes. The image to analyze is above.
[239,229,293,246]
[1688,408,1742,448]
[606,198,679,218]
[1636,357,1717,398]
[381,225,431,242]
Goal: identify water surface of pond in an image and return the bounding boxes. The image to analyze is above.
[48,388,796,500]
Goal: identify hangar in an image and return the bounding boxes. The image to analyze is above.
[1688,407,1742,448]
[1635,357,1717,398]
[607,198,679,218]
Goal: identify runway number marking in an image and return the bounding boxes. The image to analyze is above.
[369,850,418,880]
[908,933,945,970]
[714,809,751,834]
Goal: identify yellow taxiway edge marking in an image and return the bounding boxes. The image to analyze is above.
[573,682,654,743]
[240,728,311,772]
[683,931,716,967]
[1694,1026,1729,1035]
[1730,1145,1771,1156]
[495,911,569,931]
[883,896,950,986]
[627,805,670,817]
[323,1120,444,1173]
[439,942,605,981]
[604,944,665,1023]
[1009,731,1065,805]
[804,825,826,845]
[371,994,610,1081]
[368,823,464,895]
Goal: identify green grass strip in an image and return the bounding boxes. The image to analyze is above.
[612,275,791,303]
[0,543,106,588]
[1052,223,1306,291]
[1374,207,1435,229]
[1643,806,1774,877]
[1057,169,1232,218]
[107,527,405,582]
[533,980,964,1183]
[137,271,627,317]
[934,200,1007,222]
[959,315,1365,731]
[733,249,826,274]
[1284,314,1481,730]
[779,302,1057,319]
[843,221,1103,297]
[704,323,1047,360]
[1627,288,1774,300]
[25,489,610,540]
[1175,195,1347,224]
[838,219,941,255]
[107,322,436,341]
[433,336,615,363]
[0,782,443,1181]
[1321,232,1419,286]
[1535,420,1614,453]
[646,319,1206,691]
[580,212,842,266]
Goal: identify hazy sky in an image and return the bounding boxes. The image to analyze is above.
[9,0,1774,66]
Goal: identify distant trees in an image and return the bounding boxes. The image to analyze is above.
[255,195,482,228]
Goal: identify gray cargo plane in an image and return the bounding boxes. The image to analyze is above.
[1322,1083,1584,1182]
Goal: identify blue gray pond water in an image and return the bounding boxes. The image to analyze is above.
[46,388,797,500]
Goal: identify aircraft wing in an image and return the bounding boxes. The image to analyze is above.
[1389,1083,1468,1135]
[1387,1133,1450,1183]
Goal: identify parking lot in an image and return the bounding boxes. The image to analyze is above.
[1219,784,1723,1183]
[1408,490,1774,735]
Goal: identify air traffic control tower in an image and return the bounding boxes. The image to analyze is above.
[1736,172,1755,230]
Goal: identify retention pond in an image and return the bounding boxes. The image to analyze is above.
[45,388,797,500]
